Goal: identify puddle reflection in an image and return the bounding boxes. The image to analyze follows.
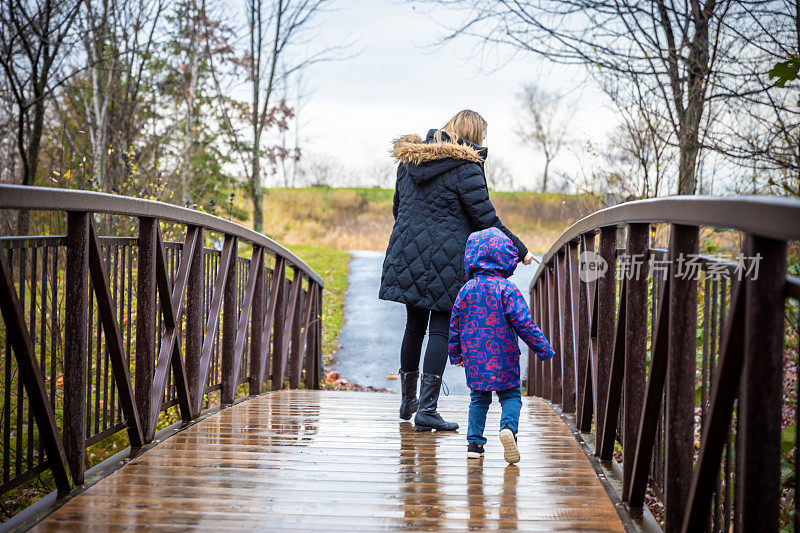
[262,396,320,445]
[500,464,519,526]
[398,423,447,528]
[467,461,486,529]
[397,424,521,530]
[467,460,519,531]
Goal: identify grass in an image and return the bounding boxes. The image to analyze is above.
[286,244,351,362]
[241,187,600,253]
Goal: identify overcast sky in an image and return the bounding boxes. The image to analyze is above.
[275,0,619,190]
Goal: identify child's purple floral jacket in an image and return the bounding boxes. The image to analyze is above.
[448,227,555,391]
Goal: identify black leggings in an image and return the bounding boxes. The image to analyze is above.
[400,305,450,376]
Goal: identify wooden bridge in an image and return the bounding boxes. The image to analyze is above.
[1,185,800,532]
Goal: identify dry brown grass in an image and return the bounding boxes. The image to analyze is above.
[248,187,600,253]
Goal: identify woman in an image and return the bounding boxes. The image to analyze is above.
[379,110,534,431]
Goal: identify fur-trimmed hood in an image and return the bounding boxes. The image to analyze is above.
[391,129,488,184]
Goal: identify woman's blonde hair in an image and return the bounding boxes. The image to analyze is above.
[433,110,487,146]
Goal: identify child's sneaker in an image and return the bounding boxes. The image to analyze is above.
[467,443,485,459]
[499,428,520,464]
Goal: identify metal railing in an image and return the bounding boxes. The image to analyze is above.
[0,185,323,503]
[526,195,800,532]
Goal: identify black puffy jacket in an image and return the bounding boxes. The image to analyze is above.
[379,129,528,312]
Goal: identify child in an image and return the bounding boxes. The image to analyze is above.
[448,227,555,463]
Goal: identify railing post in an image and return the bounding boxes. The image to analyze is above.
[185,227,204,416]
[543,267,552,400]
[558,248,575,413]
[527,284,537,396]
[626,272,671,510]
[596,226,616,431]
[271,268,287,390]
[568,241,581,412]
[136,217,157,444]
[301,283,317,388]
[315,283,324,387]
[665,224,698,533]
[681,278,744,531]
[64,211,89,485]
[623,223,649,491]
[736,235,786,532]
[535,281,545,397]
[575,235,592,431]
[301,281,322,390]
[549,259,562,404]
[248,249,264,396]
[289,280,305,389]
[273,268,302,390]
[221,238,239,402]
[223,246,261,404]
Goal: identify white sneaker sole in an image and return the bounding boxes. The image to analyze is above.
[466,451,484,459]
[499,428,520,464]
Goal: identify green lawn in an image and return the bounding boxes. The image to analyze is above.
[288,245,351,363]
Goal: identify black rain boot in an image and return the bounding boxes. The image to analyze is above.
[414,373,459,431]
[399,369,419,420]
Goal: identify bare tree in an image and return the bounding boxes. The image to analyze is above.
[0,0,81,230]
[602,117,675,198]
[614,96,675,198]
[0,73,17,183]
[177,0,203,204]
[363,158,396,189]
[712,2,800,197]
[277,74,306,187]
[0,0,81,187]
[296,152,343,187]
[414,0,738,195]
[483,155,515,191]
[245,0,347,232]
[516,83,572,192]
[71,0,165,192]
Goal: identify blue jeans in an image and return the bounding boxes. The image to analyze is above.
[467,387,522,445]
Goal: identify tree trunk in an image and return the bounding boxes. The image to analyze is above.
[88,0,110,191]
[17,82,47,235]
[247,0,281,234]
[27,88,46,188]
[677,131,699,195]
[677,1,714,195]
[541,156,550,192]
[180,0,201,206]
[251,139,263,232]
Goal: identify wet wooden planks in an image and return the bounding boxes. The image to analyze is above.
[34,390,624,531]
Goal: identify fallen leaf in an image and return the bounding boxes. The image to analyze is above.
[386,374,399,380]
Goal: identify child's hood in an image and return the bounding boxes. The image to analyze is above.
[464,227,518,279]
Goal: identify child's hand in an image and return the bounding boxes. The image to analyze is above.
[523,252,539,266]
[455,360,464,367]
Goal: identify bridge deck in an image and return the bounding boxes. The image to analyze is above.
[34,390,624,531]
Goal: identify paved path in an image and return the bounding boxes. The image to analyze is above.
[36,390,624,531]
[333,251,539,396]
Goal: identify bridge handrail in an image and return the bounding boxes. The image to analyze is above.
[0,184,322,286]
[0,185,324,514]
[525,194,800,532]
[530,194,800,287]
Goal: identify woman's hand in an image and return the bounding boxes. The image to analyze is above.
[522,252,539,266]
